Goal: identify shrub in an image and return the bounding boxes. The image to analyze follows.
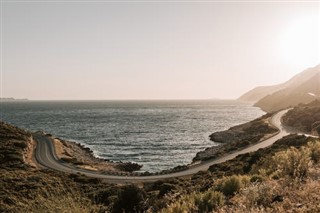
[194,190,225,212]
[250,174,265,183]
[158,183,176,197]
[161,190,225,213]
[308,141,320,164]
[239,175,251,187]
[161,194,195,213]
[271,147,311,180]
[112,185,147,213]
[315,125,320,136]
[242,182,274,208]
[221,176,242,196]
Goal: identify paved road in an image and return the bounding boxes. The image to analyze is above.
[34,109,291,183]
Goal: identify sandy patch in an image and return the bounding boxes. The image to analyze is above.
[53,139,73,159]
[51,137,142,173]
[23,137,38,168]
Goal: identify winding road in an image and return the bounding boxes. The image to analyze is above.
[33,109,291,183]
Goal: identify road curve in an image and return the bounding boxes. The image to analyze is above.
[34,109,291,183]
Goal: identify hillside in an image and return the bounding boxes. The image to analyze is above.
[238,65,320,108]
[282,100,320,135]
[255,71,320,112]
[164,135,320,212]
[238,85,283,102]
[0,121,113,212]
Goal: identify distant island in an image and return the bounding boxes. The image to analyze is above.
[0,97,29,102]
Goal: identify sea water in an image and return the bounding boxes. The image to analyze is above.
[0,100,264,172]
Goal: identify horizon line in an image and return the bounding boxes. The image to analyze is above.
[0,98,245,102]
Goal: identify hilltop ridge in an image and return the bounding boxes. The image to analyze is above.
[239,64,320,112]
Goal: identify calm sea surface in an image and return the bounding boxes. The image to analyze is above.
[0,100,264,172]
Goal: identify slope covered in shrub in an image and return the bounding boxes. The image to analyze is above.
[282,100,320,134]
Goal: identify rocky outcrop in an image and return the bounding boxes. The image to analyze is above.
[282,100,320,135]
[52,136,143,173]
[193,114,278,161]
[210,114,277,143]
[0,121,33,169]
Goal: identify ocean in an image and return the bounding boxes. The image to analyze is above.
[0,100,264,172]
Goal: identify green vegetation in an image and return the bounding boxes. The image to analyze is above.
[0,170,103,212]
[161,190,225,213]
[162,138,320,212]
[264,146,311,180]
[282,100,320,134]
[0,121,31,168]
[220,175,246,196]
[194,113,278,161]
[112,185,147,213]
[0,122,115,212]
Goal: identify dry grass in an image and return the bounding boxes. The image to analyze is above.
[162,140,320,213]
[0,169,104,213]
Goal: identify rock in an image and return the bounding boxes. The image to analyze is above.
[193,114,278,162]
[193,146,220,161]
[115,162,143,172]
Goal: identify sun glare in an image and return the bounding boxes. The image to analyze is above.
[277,15,320,68]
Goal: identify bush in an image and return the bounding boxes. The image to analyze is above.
[270,147,311,180]
[161,190,225,213]
[161,194,195,213]
[221,176,242,196]
[112,185,147,213]
[308,141,320,164]
[158,183,176,197]
[250,174,265,183]
[242,182,274,208]
[194,190,225,212]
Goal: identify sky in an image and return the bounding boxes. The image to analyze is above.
[1,0,319,100]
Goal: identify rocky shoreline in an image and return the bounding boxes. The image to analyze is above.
[193,113,278,162]
[49,135,143,173]
[0,108,280,177]
[49,134,192,176]
[36,111,279,176]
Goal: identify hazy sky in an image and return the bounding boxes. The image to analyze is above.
[1,0,319,100]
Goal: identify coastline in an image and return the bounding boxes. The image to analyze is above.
[50,135,143,173]
[32,111,276,176]
[23,105,271,175]
[192,112,278,162]
[1,99,264,172]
